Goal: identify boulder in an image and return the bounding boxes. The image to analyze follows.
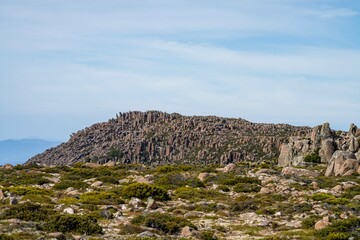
[278,144,293,167]
[281,167,319,178]
[319,139,335,162]
[100,209,112,219]
[314,217,330,230]
[238,212,270,227]
[103,161,116,167]
[146,197,158,210]
[216,163,236,173]
[2,164,13,169]
[198,172,210,182]
[325,151,357,177]
[91,181,103,188]
[9,196,18,205]
[0,189,5,200]
[337,159,359,176]
[349,136,360,153]
[181,226,194,237]
[63,207,75,214]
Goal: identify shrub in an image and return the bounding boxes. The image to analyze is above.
[53,180,88,190]
[155,173,204,190]
[304,153,321,163]
[4,186,52,196]
[0,234,14,240]
[174,187,224,202]
[131,212,195,234]
[218,175,261,186]
[0,202,55,222]
[155,164,193,173]
[316,217,360,239]
[233,183,260,193]
[46,214,103,235]
[230,198,258,213]
[311,193,332,201]
[302,215,321,229]
[199,231,218,240]
[21,194,53,204]
[121,183,169,201]
[79,191,123,205]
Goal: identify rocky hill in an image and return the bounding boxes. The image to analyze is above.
[26,111,310,166]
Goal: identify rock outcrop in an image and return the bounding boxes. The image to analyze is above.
[26,111,309,166]
[277,121,360,177]
[325,151,360,177]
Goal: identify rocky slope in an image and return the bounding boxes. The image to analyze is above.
[27,111,310,166]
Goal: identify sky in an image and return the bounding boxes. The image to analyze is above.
[1,0,360,142]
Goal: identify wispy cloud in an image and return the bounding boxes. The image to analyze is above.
[0,0,359,140]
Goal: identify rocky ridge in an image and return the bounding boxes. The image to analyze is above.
[27,111,310,166]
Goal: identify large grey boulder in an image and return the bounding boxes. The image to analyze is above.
[278,144,293,167]
[319,139,335,162]
[325,151,357,176]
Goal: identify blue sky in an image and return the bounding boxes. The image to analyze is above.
[1,0,360,141]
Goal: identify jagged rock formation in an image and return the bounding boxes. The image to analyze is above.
[26,111,309,166]
[278,122,360,176]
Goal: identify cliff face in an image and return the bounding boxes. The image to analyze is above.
[26,111,310,166]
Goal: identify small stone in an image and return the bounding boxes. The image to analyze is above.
[9,197,18,205]
[0,189,5,200]
[181,226,194,237]
[137,231,156,238]
[314,217,330,230]
[48,232,66,240]
[146,197,158,210]
[332,185,343,192]
[129,197,142,208]
[63,207,75,214]
[352,195,360,200]
[198,172,210,182]
[91,181,103,188]
[100,209,112,219]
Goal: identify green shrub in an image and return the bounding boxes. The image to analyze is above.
[0,202,55,222]
[311,193,332,201]
[131,212,195,234]
[21,194,53,204]
[316,217,360,239]
[155,173,204,190]
[121,183,169,201]
[233,183,260,193]
[0,170,51,186]
[302,215,321,229]
[4,186,52,196]
[0,234,14,240]
[174,187,224,202]
[326,232,350,240]
[46,214,103,235]
[325,197,349,205]
[229,198,258,213]
[219,176,261,186]
[79,191,123,205]
[304,153,321,163]
[53,180,88,190]
[155,164,193,173]
[199,231,218,240]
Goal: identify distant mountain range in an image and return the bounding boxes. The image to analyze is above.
[0,139,61,165]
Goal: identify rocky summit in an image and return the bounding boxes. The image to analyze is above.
[26,111,310,166]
